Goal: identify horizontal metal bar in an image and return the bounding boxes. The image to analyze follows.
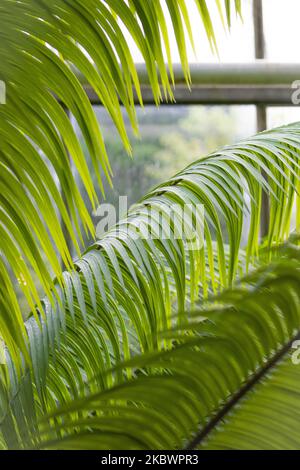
[85,85,294,106]
[135,62,300,85]
[79,62,300,106]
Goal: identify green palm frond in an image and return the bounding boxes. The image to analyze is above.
[2,240,300,449]
[0,123,300,449]
[0,0,240,362]
[1,0,300,452]
[53,242,300,451]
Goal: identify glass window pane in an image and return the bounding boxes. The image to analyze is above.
[122,0,254,63]
[268,107,300,128]
[263,0,300,61]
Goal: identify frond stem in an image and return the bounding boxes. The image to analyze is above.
[185,330,300,449]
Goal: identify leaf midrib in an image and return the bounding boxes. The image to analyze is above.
[185,330,300,449]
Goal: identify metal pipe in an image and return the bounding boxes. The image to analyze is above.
[76,62,300,106]
[134,62,300,85]
[253,0,269,237]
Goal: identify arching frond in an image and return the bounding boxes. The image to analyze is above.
[0,0,240,361]
[2,240,300,449]
[0,124,299,449]
[1,0,299,452]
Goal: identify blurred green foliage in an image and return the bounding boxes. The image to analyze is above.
[77,105,253,246]
[18,105,254,314]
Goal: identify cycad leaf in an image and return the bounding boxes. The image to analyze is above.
[1,122,300,449]
[0,0,234,361]
[9,242,300,450]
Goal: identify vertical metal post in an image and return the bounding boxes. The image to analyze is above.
[253,0,269,238]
